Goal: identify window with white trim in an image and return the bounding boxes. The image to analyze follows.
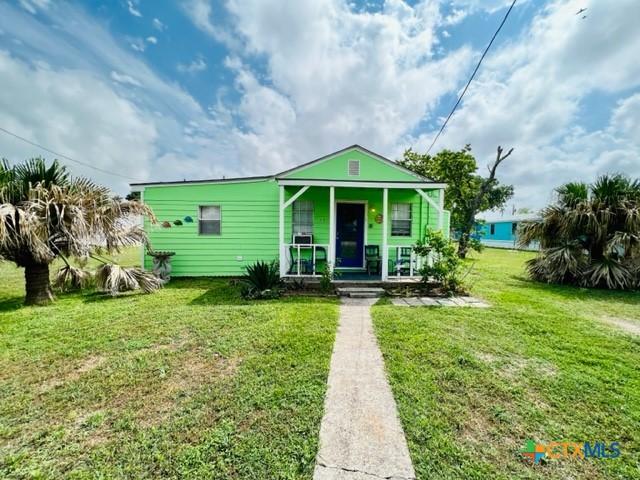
[292,200,313,235]
[391,203,411,236]
[348,159,360,176]
[199,205,221,235]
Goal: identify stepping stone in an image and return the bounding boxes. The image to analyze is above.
[404,297,424,306]
[419,297,439,306]
[436,298,458,307]
[449,297,467,306]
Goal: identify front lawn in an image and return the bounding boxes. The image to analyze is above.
[0,250,338,479]
[374,248,640,480]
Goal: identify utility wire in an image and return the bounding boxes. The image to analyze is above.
[425,0,517,154]
[0,126,142,182]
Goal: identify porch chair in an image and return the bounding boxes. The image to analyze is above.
[288,246,313,275]
[314,246,327,273]
[389,247,413,276]
[364,245,381,276]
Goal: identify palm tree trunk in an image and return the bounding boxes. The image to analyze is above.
[24,262,54,306]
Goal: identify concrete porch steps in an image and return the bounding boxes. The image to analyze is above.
[336,287,385,298]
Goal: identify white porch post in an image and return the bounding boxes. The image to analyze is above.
[382,188,389,280]
[438,188,445,232]
[329,186,336,266]
[279,185,286,277]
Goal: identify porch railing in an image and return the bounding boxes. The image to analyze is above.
[386,245,431,279]
[283,243,330,277]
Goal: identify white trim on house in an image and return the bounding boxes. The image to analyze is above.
[278,179,446,189]
[415,188,445,233]
[382,188,389,280]
[283,185,310,209]
[139,188,145,270]
[279,186,286,277]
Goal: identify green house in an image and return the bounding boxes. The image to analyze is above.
[131,145,449,281]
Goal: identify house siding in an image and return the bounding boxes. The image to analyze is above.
[142,180,444,276]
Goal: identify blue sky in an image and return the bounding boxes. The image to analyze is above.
[1,0,639,211]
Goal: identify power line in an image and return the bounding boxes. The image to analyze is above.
[0,126,142,182]
[425,0,517,154]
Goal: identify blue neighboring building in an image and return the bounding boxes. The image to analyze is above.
[474,214,540,250]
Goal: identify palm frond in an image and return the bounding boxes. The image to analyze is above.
[95,263,162,296]
[583,257,633,290]
[54,265,92,292]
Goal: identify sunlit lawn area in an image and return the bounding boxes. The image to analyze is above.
[0,249,338,479]
[374,248,640,480]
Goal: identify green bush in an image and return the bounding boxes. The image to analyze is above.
[414,230,465,295]
[241,260,282,299]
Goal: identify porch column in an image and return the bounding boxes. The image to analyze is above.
[279,185,286,277]
[438,188,445,232]
[382,187,389,280]
[329,186,335,266]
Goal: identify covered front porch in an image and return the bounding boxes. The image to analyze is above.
[277,179,448,282]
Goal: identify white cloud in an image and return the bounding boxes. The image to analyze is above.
[146,36,157,44]
[110,70,141,87]
[409,0,640,209]
[177,57,207,74]
[126,0,141,18]
[18,0,50,15]
[152,18,165,31]
[129,37,146,52]
[221,0,473,174]
[0,1,238,193]
[0,51,156,189]
[180,0,239,48]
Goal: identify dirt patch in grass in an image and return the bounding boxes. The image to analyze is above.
[601,316,640,335]
[39,355,107,393]
[475,352,557,380]
[134,351,240,429]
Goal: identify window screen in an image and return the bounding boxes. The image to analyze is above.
[512,222,518,235]
[490,224,495,235]
[391,203,411,236]
[292,200,313,235]
[199,205,221,235]
[348,159,360,176]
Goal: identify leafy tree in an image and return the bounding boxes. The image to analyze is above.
[0,158,159,305]
[519,174,640,290]
[399,145,514,258]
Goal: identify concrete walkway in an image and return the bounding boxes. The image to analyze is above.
[313,298,415,480]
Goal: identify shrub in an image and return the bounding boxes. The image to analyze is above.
[319,262,339,294]
[241,260,282,299]
[414,230,465,295]
[520,174,640,290]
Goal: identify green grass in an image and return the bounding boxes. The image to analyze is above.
[0,249,339,479]
[373,248,640,480]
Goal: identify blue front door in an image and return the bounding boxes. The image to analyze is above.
[336,203,365,268]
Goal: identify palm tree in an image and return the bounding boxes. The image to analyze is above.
[519,174,640,290]
[0,158,159,305]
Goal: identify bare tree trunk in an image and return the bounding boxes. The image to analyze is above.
[457,146,514,259]
[24,262,54,306]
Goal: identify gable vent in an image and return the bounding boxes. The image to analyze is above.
[348,159,360,176]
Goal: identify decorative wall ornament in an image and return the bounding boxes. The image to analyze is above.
[173,219,183,226]
[183,216,194,223]
[161,221,171,228]
[375,213,383,224]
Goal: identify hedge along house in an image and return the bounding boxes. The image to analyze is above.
[131,145,450,281]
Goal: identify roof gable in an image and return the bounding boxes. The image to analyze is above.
[277,145,428,182]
